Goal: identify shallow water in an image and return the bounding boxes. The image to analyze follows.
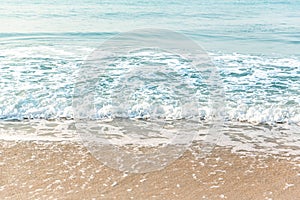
[0,0,299,153]
[0,119,299,158]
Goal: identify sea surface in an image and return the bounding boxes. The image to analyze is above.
[0,0,299,155]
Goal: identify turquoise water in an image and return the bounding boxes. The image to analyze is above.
[0,0,300,125]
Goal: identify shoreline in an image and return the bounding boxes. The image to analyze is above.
[1,140,299,199]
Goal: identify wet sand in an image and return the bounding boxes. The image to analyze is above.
[1,140,299,200]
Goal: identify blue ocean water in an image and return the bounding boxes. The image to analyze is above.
[0,0,299,126]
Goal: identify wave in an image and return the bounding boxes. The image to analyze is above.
[0,44,299,125]
[0,32,117,38]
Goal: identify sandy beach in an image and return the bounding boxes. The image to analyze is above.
[1,0,300,199]
[1,140,299,200]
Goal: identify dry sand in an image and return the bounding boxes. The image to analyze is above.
[1,140,299,200]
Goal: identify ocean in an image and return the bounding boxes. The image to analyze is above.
[0,0,299,157]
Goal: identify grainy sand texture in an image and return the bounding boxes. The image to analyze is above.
[1,140,299,200]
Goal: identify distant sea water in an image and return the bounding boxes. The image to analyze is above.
[0,0,299,154]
